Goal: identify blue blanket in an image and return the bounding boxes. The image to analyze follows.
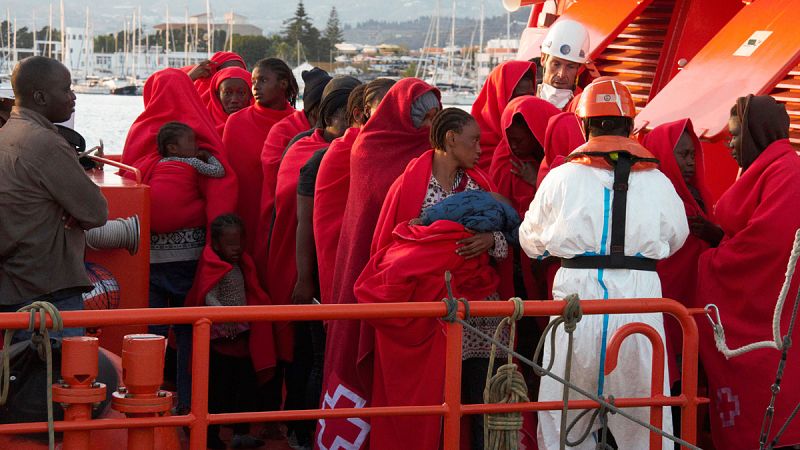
[419,191,521,245]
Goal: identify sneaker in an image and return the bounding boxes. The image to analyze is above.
[230,434,265,449]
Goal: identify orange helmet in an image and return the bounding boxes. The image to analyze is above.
[576,77,636,119]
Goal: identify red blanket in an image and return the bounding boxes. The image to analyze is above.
[696,139,800,449]
[471,60,535,171]
[181,52,246,107]
[206,67,253,136]
[319,78,439,449]
[256,110,310,277]
[266,129,329,361]
[121,68,238,228]
[355,220,500,450]
[145,161,206,234]
[642,119,713,383]
[314,127,360,304]
[185,246,276,373]
[373,149,495,255]
[537,112,585,187]
[489,96,559,300]
[223,102,295,256]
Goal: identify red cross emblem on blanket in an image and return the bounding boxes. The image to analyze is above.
[316,384,370,450]
[716,387,740,428]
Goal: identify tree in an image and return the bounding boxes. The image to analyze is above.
[324,7,343,47]
[233,34,283,68]
[282,0,321,63]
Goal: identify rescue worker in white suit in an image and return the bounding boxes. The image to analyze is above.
[537,19,590,111]
[519,78,688,449]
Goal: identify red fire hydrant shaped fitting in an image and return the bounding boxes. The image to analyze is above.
[111,334,173,450]
[52,336,107,450]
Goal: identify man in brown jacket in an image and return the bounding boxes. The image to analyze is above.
[0,56,108,340]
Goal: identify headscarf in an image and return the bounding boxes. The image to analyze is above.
[317,76,362,128]
[734,94,790,172]
[410,91,441,128]
[471,60,536,170]
[537,112,586,187]
[183,51,247,105]
[643,118,713,219]
[207,67,254,136]
[302,67,332,114]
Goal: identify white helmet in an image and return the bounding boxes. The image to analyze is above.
[541,19,590,64]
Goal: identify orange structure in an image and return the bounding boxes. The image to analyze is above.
[0,299,704,450]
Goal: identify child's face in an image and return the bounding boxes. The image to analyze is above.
[212,226,244,264]
[168,131,198,158]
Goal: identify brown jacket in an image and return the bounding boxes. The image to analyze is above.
[0,107,108,305]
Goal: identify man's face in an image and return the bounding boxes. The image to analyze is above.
[38,66,76,123]
[542,55,581,91]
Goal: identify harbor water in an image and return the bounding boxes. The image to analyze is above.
[73,93,473,155]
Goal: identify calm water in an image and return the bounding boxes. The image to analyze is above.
[73,93,472,155]
[74,94,144,155]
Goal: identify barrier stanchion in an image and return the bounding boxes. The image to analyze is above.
[52,336,107,450]
[443,318,464,450]
[189,319,211,450]
[111,334,172,450]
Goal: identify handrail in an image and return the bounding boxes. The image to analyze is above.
[88,155,142,184]
[0,298,703,450]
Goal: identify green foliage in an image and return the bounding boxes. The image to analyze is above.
[324,7,343,47]
[232,34,280,68]
[282,0,323,62]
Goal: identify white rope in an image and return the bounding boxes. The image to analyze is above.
[85,215,140,255]
[706,228,800,359]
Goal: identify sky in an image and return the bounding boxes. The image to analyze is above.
[4,0,513,35]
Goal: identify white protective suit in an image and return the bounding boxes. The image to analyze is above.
[520,160,688,449]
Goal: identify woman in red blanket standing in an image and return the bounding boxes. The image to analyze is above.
[206,66,253,136]
[362,108,509,450]
[696,95,800,449]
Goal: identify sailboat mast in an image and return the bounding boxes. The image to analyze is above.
[448,0,455,78]
[165,5,170,65]
[47,3,52,58]
[184,8,189,66]
[12,16,17,67]
[479,0,484,54]
[205,0,212,57]
[59,0,65,66]
[32,11,37,56]
[84,7,90,78]
[228,10,233,52]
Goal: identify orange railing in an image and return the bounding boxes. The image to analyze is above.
[0,299,706,450]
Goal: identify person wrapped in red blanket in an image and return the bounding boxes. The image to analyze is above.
[318,78,440,450]
[536,112,585,188]
[256,67,331,277]
[206,66,253,136]
[360,109,520,450]
[223,58,298,257]
[696,95,800,449]
[314,78,395,305]
[184,214,274,449]
[642,119,716,385]
[471,60,536,171]
[121,67,238,412]
[181,51,246,106]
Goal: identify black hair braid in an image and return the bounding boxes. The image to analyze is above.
[254,58,299,107]
[346,84,367,126]
[364,78,396,109]
[429,107,475,151]
[156,121,193,157]
[210,213,245,242]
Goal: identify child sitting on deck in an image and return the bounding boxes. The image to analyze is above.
[186,214,271,450]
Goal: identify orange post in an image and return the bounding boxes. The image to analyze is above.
[442,318,464,450]
[604,322,665,449]
[189,319,211,450]
[111,334,173,450]
[52,336,107,450]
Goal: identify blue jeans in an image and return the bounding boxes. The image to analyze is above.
[0,290,85,343]
[148,260,197,410]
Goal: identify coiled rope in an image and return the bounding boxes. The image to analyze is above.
[483,297,528,450]
[0,301,63,450]
[440,274,700,450]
